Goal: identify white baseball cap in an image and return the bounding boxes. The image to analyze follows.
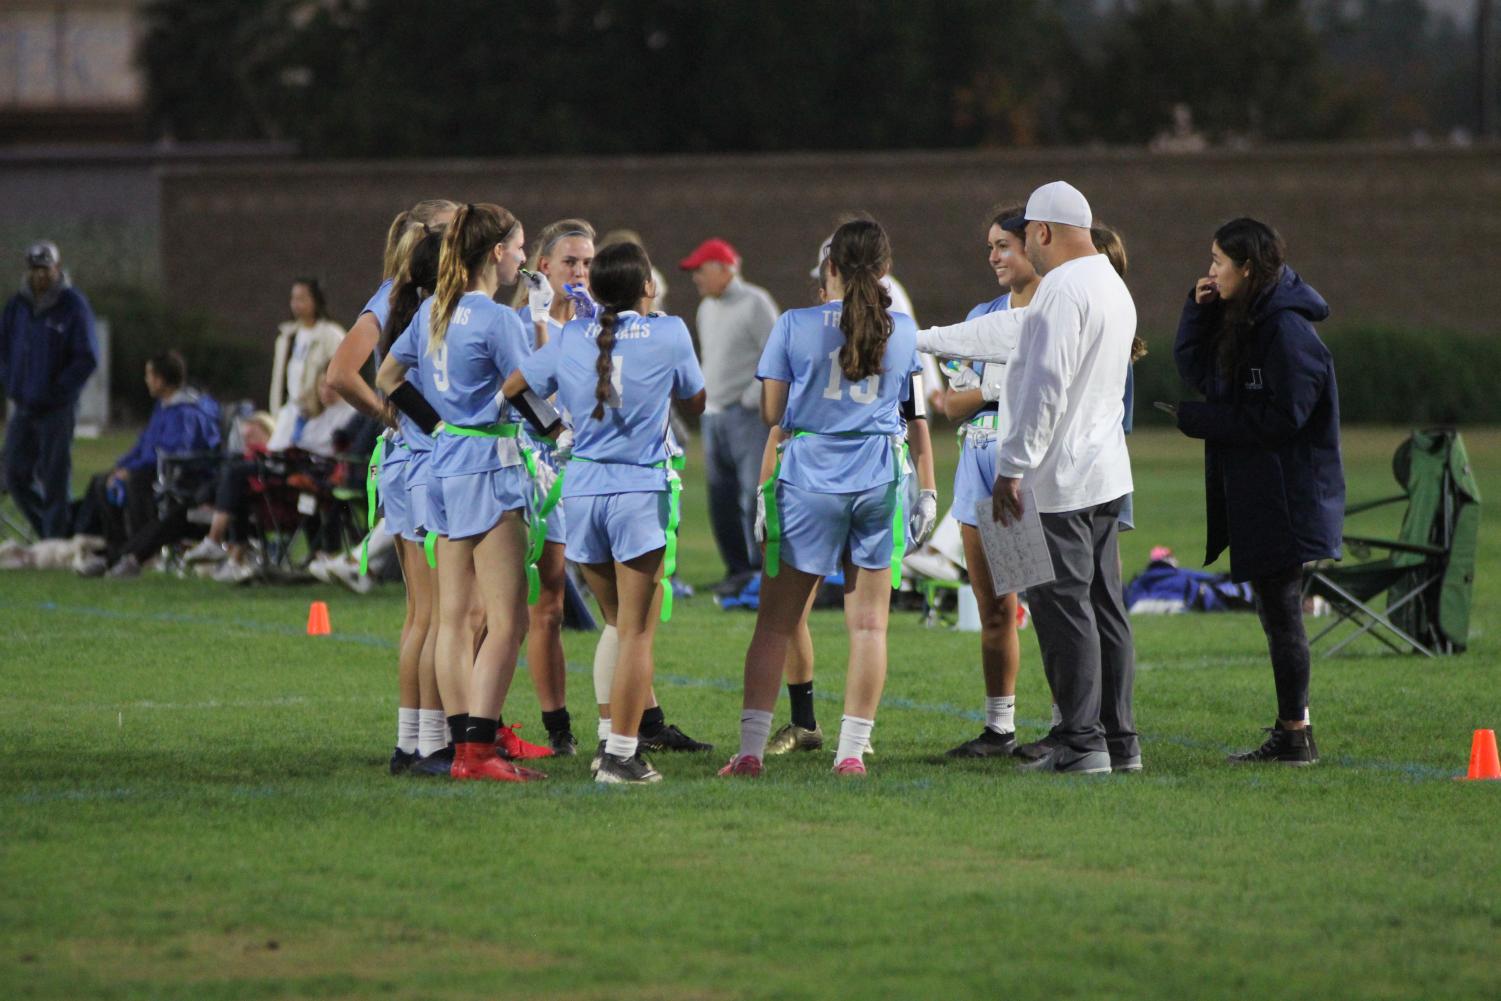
[1003,180,1093,230]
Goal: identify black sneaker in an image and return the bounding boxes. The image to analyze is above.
[408,745,456,777]
[389,747,419,775]
[638,723,714,753]
[595,752,663,784]
[590,740,606,776]
[713,571,755,598]
[1013,732,1060,763]
[1227,723,1316,766]
[946,728,1017,758]
[548,729,579,756]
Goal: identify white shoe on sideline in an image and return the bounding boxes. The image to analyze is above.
[212,559,255,584]
[329,556,374,595]
[183,537,228,565]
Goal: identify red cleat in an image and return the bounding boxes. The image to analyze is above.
[449,742,471,779]
[833,757,867,777]
[717,754,763,777]
[459,744,545,782]
[496,722,554,760]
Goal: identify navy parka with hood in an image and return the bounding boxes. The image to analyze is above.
[1173,267,1344,583]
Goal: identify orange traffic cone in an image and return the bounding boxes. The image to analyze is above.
[1460,728,1501,781]
[306,600,331,636]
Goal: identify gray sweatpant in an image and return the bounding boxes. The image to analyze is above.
[1028,496,1139,760]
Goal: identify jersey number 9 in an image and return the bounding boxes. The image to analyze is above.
[432,343,450,392]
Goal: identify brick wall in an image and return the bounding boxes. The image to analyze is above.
[159,144,1501,403]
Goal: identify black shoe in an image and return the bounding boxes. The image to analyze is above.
[1227,723,1316,766]
[548,729,579,756]
[1013,732,1060,763]
[389,747,419,775]
[638,723,714,753]
[408,745,456,777]
[713,571,755,598]
[946,728,1017,758]
[590,740,606,776]
[595,752,663,784]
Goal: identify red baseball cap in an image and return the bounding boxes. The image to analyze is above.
[679,238,739,271]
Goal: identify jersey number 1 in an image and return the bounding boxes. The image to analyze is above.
[821,348,877,404]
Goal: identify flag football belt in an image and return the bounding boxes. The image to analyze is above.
[960,412,1002,446]
[760,430,909,589]
[421,422,525,569]
[359,431,416,576]
[566,453,687,622]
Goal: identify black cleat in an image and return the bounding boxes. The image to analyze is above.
[638,723,713,753]
[595,752,663,784]
[408,745,456,777]
[389,747,419,775]
[946,728,1018,758]
[548,729,579,756]
[590,740,606,776]
[1012,732,1060,763]
[1227,723,1316,766]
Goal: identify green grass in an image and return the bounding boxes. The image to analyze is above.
[3,426,1499,1001]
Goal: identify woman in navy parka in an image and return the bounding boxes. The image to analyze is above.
[1171,218,1343,767]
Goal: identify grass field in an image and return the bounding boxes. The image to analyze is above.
[3,425,1499,1001]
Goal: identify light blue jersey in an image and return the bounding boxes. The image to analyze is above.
[756,301,921,493]
[362,278,394,329]
[390,291,533,477]
[520,311,703,496]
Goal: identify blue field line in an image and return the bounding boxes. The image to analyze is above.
[2,598,1459,783]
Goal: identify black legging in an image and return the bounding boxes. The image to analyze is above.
[1250,564,1310,723]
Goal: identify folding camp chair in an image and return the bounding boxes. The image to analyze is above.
[1304,428,1479,657]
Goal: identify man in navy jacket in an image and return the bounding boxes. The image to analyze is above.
[1,242,99,538]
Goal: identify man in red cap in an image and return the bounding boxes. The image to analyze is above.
[679,237,779,596]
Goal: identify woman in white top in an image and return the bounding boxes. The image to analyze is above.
[267,278,345,452]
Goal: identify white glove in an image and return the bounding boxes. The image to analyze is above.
[524,270,554,325]
[563,282,599,320]
[945,361,981,391]
[534,459,558,497]
[981,378,1003,403]
[910,489,939,546]
[553,427,574,463]
[754,490,767,545]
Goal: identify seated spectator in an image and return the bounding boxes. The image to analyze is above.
[267,277,345,453]
[76,350,220,578]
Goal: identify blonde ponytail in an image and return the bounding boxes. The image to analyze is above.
[428,202,517,355]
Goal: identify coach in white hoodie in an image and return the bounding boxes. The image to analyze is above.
[918,181,1139,775]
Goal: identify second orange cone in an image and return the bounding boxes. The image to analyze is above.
[307,600,331,636]
[1460,728,1500,781]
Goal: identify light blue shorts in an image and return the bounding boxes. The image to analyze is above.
[775,478,898,578]
[428,466,531,540]
[404,450,433,544]
[379,450,411,540]
[563,491,669,565]
[952,435,998,528]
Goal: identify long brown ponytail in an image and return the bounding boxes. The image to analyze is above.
[583,241,653,419]
[828,218,893,382]
[429,202,517,355]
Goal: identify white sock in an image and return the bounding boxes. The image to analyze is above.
[985,695,1016,735]
[597,717,613,742]
[593,625,618,706]
[836,715,875,763]
[605,732,638,759]
[1051,703,1063,727]
[738,709,774,760]
[418,709,447,757]
[397,707,420,754]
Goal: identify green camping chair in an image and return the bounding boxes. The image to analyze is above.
[1305,428,1479,657]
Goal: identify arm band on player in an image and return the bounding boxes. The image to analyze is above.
[901,374,928,421]
[506,387,563,437]
[387,382,442,434]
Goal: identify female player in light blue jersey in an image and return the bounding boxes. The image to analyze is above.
[510,218,595,754]
[378,202,543,784]
[325,200,457,775]
[721,218,933,778]
[504,240,706,784]
[936,204,1036,760]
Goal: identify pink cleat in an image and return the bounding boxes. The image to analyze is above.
[717,754,763,777]
[833,757,867,777]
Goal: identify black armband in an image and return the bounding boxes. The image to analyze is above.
[388,382,442,435]
[506,387,563,437]
[900,374,928,422]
